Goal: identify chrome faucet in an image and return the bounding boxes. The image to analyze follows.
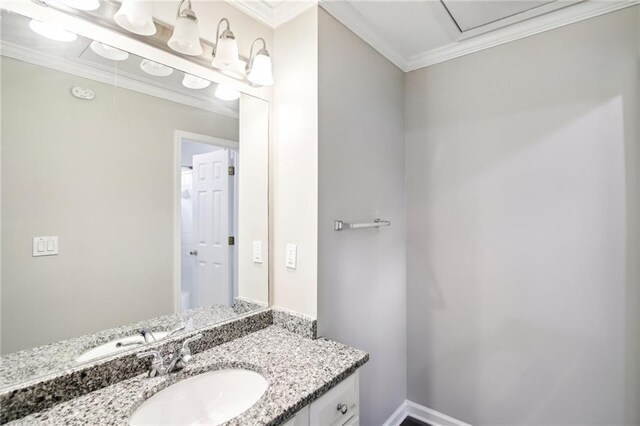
[139,328,157,343]
[136,334,203,377]
[116,325,184,348]
[167,324,186,338]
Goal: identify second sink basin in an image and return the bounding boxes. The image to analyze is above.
[129,369,268,425]
[75,332,170,364]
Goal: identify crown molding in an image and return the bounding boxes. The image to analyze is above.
[0,41,239,119]
[225,0,317,28]
[274,1,318,26]
[281,0,638,72]
[319,0,409,71]
[407,0,639,71]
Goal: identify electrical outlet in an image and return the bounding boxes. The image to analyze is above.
[286,244,297,269]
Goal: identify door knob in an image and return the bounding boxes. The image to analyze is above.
[189,250,198,256]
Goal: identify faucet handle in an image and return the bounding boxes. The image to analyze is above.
[182,333,203,350]
[137,350,161,360]
[178,334,203,364]
[137,350,166,377]
[139,328,157,343]
[167,324,186,337]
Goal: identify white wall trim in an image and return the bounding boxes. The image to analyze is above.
[319,0,408,71]
[285,0,639,72]
[382,400,472,426]
[273,1,318,27]
[225,0,317,29]
[381,400,408,426]
[406,0,639,71]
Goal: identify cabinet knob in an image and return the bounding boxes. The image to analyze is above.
[189,250,198,256]
[337,403,348,415]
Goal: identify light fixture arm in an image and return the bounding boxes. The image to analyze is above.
[247,37,268,71]
[213,18,234,56]
[176,0,197,21]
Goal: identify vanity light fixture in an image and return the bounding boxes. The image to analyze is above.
[55,0,100,11]
[114,0,156,36]
[140,59,173,77]
[211,18,238,70]
[167,0,202,56]
[182,73,210,89]
[90,41,129,61]
[214,84,240,101]
[246,38,273,87]
[29,19,77,42]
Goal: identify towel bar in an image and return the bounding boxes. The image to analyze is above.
[334,219,391,231]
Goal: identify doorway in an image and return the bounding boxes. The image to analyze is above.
[175,131,238,313]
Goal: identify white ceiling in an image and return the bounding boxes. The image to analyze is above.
[233,0,638,71]
[442,0,556,31]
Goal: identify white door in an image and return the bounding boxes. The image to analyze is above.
[191,149,231,307]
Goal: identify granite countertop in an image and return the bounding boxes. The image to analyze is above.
[7,326,369,426]
[0,301,265,390]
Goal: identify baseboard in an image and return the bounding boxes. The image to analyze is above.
[383,400,472,426]
[381,401,408,426]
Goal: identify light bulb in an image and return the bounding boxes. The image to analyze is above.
[114,0,156,36]
[182,74,210,90]
[90,41,129,61]
[29,20,77,42]
[247,52,273,86]
[140,59,173,77]
[214,84,240,101]
[168,16,202,56]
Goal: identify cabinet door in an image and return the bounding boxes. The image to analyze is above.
[309,371,359,426]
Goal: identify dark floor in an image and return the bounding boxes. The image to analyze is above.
[400,417,432,426]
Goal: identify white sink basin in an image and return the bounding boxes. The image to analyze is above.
[129,369,268,426]
[75,331,170,363]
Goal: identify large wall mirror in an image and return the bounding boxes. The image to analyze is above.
[0,8,269,388]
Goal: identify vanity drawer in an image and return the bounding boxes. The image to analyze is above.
[309,371,359,426]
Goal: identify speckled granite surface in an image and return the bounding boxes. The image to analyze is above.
[272,308,317,339]
[233,298,268,314]
[0,304,254,390]
[0,310,272,424]
[5,326,368,426]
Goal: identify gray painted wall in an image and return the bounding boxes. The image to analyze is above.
[1,58,238,354]
[317,9,406,426]
[405,7,640,426]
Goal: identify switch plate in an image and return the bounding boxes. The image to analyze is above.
[33,236,58,257]
[252,241,263,263]
[286,244,297,269]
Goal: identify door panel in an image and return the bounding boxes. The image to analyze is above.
[191,150,231,307]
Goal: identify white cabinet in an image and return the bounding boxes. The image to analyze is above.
[283,371,359,426]
[284,405,310,426]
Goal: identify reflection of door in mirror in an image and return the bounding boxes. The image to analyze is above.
[179,138,238,311]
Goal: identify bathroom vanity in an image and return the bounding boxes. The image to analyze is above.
[0,2,369,424]
[1,310,368,425]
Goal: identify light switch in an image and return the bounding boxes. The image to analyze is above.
[252,241,263,264]
[33,236,58,257]
[286,244,297,269]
